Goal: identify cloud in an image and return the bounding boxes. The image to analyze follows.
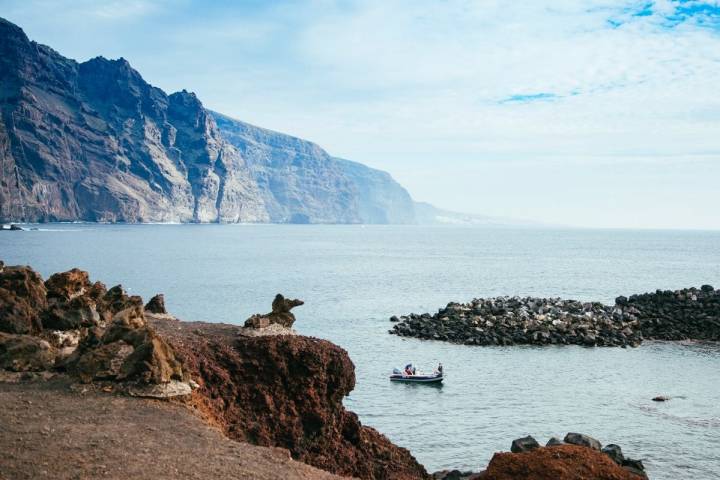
[2,0,720,227]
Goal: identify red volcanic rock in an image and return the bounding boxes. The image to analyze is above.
[152,318,428,480]
[0,265,47,334]
[482,445,645,480]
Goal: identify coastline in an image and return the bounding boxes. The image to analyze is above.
[0,262,654,479]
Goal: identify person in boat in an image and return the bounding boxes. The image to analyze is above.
[434,363,443,376]
[404,364,414,376]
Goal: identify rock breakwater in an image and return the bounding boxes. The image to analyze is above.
[390,286,718,347]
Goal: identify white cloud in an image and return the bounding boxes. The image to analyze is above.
[3,0,720,227]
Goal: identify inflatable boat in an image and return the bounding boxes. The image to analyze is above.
[389,366,444,383]
[389,372,444,383]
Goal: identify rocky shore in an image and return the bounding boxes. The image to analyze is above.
[0,261,426,479]
[389,286,719,347]
[1,261,656,479]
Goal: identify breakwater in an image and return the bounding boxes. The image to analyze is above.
[390,286,719,347]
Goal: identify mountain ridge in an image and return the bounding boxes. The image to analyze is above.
[0,17,416,224]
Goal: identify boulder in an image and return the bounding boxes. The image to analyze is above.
[564,432,602,451]
[144,294,167,314]
[546,437,565,447]
[601,444,625,465]
[0,265,47,334]
[70,340,135,381]
[69,306,185,385]
[0,333,57,371]
[244,294,304,329]
[622,458,647,478]
[44,269,91,301]
[42,270,111,330]
[510,435,540,453]
[483,445,643,480]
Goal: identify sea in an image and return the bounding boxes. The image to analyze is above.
[2,224,719,479]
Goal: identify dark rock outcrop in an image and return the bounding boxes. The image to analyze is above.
[244,294,304,329]
[510,436,540,453]
[152,318,428,480]
[144,294,166,314]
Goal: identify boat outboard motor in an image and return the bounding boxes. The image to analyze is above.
[393,367,402,375]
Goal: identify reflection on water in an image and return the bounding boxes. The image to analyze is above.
[2,224,719,479]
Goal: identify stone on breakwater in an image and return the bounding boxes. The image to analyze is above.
[511,435,540,453]
[564,432,602,451]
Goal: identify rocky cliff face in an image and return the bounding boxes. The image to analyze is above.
[213,112,416,224]
[0,17,267,223]
[0,17,418,224]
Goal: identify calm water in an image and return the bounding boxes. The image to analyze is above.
[2,225,720,479]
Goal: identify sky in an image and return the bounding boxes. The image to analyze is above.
[1,0,720,229]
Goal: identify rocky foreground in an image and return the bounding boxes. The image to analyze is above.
[390,286,719,347]
[1,261,652,479]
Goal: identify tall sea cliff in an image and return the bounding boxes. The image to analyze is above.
[0,17,416,224]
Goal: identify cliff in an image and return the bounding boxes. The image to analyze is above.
[212,112,416,224]
[0,17,418,224]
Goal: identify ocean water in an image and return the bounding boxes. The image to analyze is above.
[2,224,719,479]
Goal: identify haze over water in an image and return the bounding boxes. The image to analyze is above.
[2,224,719,478]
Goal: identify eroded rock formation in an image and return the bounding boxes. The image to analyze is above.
[0,262,187,392]
[244,294,304,329]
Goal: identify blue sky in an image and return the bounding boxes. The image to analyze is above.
[2,0,720,229]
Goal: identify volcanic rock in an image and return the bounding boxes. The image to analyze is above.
[144,294,167,314]
[69,305,185,385]
[511,435,540,453]
[390,285,720,347]
[546,437,565,447]
[601,444,625,465]
[244,294,304,329]
[0,264,47,334]
[152,317,428,480]
[564,433,602,451]
[482,445,645,480]
[0,333,56,371]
